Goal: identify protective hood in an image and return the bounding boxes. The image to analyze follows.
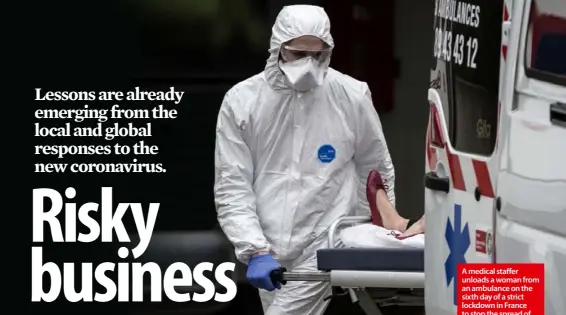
[264,5,334,91]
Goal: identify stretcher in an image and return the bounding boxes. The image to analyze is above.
[270,216,425,315]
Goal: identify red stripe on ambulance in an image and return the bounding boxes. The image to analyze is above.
[445,149,495,198]
[447,152,466,191]
[472,160,495,198]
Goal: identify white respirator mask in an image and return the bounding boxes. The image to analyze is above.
[279,57,325,91]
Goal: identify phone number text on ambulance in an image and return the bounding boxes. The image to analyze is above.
[433,27,479,69]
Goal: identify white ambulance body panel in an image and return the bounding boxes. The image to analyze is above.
[425,0,566,314]
[496,1,566,314]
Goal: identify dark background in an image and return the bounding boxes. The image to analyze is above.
[26,0,390,314]
[28,1,276,314]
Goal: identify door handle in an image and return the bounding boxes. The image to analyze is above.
[424,171,450,193]
[550,102,566,128]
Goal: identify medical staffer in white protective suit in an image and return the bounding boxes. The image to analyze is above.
[214,5,395,315]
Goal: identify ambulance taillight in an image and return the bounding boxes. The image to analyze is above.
[427,103,444,148]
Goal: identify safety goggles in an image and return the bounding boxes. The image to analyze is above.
[282,45,332,61]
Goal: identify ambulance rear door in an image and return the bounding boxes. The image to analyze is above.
[424,0,505,314]
[494,0,566,313]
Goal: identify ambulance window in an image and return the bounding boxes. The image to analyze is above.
[524,0,566,86]
[440,0,502,156]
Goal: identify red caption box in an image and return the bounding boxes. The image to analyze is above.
[457,263,544,315]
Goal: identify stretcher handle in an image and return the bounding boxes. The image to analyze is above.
[270,267,287,286]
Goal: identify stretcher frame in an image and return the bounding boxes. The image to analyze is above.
[273,216,425,315]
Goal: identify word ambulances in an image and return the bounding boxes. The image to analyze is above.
[267,0,565,314]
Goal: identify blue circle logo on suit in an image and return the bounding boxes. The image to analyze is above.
[318,144,336,163]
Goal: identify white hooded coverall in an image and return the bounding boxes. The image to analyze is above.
[214,5,395,315]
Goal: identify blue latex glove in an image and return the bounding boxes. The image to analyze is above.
[247,254,281,291]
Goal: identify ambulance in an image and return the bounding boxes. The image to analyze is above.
[425,0,566,314]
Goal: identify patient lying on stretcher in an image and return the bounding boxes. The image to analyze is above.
[340,170,425,249]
